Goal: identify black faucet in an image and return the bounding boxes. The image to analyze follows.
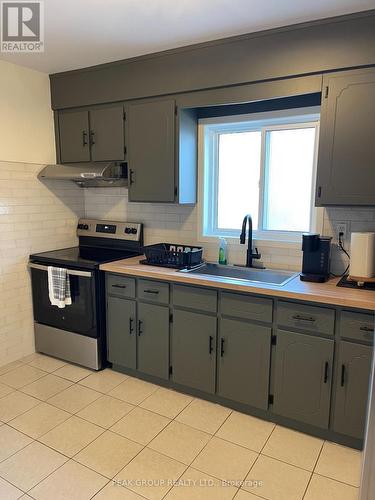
[240,214,261,267]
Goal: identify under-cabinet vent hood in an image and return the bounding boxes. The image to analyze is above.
[38,162,128,188]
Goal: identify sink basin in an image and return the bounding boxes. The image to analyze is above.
[179,263,297,286]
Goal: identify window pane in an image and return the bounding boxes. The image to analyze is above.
[217,131,261,230]
[264,127,316,232]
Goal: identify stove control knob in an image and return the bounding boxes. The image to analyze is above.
[83,224,89,230]
[131,228,137,234]
[77,224,83,229]
[124,227,131,234]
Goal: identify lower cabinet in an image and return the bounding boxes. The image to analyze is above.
[273,330,334,428]
[107,296,136,369]
[107,295,169,379]
[333,341,373,439]
[172,309,216,393]
[217,318,271,409]
[106,273,373,444]
[137,302,170,379]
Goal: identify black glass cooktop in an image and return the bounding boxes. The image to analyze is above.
[30,246,139,270]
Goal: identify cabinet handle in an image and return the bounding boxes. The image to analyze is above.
[323,361,329,384]
[112,284,126,289]
[292,314,316,323]
[360,326,374,333]
[129,318,134,335]
[220,338,225,357]
[143,289,159,294]
[138,320,143,336]
[208,335,214,354]
[82,131,88,146]
[340,364,346,387]
[129,169,135,185]
[89,130,96,146]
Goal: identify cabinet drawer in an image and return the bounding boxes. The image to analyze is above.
[173,284,217,313]
[277,301,335,336]
[340,311,374,343]
[138,279,169,304]
[221,292,272,323]
[107,274,135,298]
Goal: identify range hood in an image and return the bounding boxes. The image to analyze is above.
[38,162,128,188]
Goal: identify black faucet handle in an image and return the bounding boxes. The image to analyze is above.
[252,247,261,259]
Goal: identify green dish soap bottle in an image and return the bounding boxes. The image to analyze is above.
[218,238,228,265]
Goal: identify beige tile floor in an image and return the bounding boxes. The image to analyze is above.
[0,353,363,500]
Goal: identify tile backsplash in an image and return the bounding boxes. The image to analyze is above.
[0,161,84,366]
[84,188,375,274]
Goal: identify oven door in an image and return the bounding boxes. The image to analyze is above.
[30,263,97,338]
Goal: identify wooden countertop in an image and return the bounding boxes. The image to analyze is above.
[100,257,375,312]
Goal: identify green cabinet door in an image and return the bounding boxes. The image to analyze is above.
[107,296,136,369]
[137,302,170,380]
[217,318,271,409]
[273,330,334,428]
[127,99,176,202]
[316,67,375,206]
[90,105,125,161]
[333,341,372,439]
[58,110,90,163]
[172,309,216,393]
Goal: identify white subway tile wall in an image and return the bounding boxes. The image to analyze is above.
[84,188,375,275]
[0,161,84,366]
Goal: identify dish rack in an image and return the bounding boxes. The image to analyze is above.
[141,243,203,269]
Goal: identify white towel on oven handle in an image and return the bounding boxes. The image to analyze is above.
[47,266,72,308]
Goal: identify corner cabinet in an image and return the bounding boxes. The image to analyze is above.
[127,99,197,203]
[57,104,126,163]
[316,67,375,206]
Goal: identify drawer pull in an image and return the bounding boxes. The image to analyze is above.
[220,338,225,357]
[340,364,346,387]
[359,326,374,333]
[144,289,159,294]
[292,314,316,323]
[129,318,134,335]
[138,320,143,336]
[324,361,329,384]
[112,284,127,289]
[208,335,214,354]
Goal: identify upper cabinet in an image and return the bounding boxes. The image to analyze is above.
[56,98,197,204]
[126,99,197,204]
[127,99,175,203]
[316,67,375,206]
[58,110,90,163]
[57,103,125,163]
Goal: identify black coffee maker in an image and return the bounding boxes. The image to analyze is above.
[300,233,332,283]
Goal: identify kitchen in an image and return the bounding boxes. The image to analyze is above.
[1,1,375,499]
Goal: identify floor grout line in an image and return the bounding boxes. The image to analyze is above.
[0,356,363,500]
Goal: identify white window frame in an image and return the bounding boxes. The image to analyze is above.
[197,106,323,246]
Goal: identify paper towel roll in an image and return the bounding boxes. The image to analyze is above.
[349,232,375,279]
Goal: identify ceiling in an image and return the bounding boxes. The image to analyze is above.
[0,0,374,74]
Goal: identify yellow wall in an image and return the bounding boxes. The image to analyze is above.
[0,60,55,164]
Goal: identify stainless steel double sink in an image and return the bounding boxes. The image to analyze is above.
[179,262,297,286]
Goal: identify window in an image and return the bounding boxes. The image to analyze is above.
[200,107,321,243]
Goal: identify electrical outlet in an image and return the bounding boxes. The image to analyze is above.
[335,222,348,243]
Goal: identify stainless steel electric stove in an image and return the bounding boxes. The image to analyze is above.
[29,219,143,369]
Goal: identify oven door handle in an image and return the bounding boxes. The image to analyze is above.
[29,263,92,278]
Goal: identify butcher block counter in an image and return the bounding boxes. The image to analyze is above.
[101,256,375,311]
